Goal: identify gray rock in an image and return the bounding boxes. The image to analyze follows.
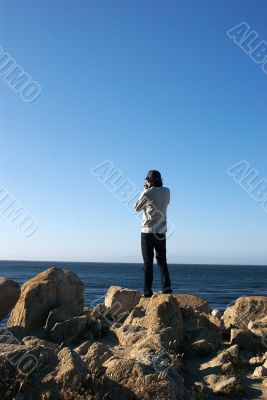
[174,293,211,317]
[230,328,264,352]
[45,301,82,331]
[104,286,142,317]
[191,339,215,356]
[204,374,240,394]
[0,277,20,321]
[253,365,267,378]
[49,315,90,345]
[222,296,267,329]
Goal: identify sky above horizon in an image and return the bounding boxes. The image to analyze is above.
[1,0,267,265]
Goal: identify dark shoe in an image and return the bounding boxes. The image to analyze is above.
[143,292,153,298]
[163,288,173,294]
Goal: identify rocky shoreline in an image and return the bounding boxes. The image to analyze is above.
[0,267,266,399]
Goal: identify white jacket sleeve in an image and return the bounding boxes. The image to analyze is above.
[135,190,148,212]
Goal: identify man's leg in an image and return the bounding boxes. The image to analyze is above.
[154,233,172,293]
[141,233,154,296]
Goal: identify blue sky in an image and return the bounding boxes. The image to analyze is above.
[1,0,267,264]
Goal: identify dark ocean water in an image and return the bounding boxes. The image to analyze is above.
[0,261,266,326]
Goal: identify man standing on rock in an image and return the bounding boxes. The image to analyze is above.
[135,170,173,297]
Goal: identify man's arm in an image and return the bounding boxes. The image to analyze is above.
[135,190,148,212]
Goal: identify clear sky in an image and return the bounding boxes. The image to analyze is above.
[1,0,267,264]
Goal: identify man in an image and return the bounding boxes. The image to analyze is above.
[135,170,172,297]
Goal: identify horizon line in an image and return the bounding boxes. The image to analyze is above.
[0,259,266,267]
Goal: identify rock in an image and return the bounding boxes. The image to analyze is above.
[190,339,215,356]
[174,294,211,317]
[230,328,264,352]
[0,277,20,321]
[222,296,267,329]
[104,286,142,318]
[21,336,59,352]
[102,357,190,400]
[142,294,183,337]
[248,316,267,348]
[192,381,205,400]
[8,268,85,331]
[116,293,184,351]
[85,342,113,372]
[200,345,239,371]
[249,353,267,365]
[74,340,94,356]
[211,309,221,319]
[248,316,267,330]
[48,315,90,345]
[45,301,82,331]
[221,361,234,374]
[204,374,240,394]
[253,365,267,378]
[183,312,222,349]
[43,346,88,392]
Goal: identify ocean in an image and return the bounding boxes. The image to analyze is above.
[0,261,266,326]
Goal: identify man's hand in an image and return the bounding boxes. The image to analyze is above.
[144,182,150,189]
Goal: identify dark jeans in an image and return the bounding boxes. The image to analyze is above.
[141,232,172,295]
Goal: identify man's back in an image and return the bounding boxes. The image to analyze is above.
[135,186,170,233]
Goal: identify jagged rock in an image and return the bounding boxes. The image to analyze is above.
[116,293,184,351]
[190,339,215,356]
[200,345,239,371]
[74,340,94,356]
[183,312,222,349]
[85,342,113,371]
[142,294,183,335]
[253,365,267,378]
[48,315,91,345]
[211,309,221,319]
[222,296,267,329]
[43,346,89,392]
[221,361,234,374]
[45,301,82,331]
[0,278,20,321]
[192,381,205,400]
[21,336,59,352]
[204,374,240,394]
[174,294,211,317]
[249,352,267,365]
[248,316,267,343]
[102,357,190,400]
[230,328,264,352]
[8,268,85,331]
[2,276,267,400]
[104,286,142,318]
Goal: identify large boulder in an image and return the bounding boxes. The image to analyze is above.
[222,296,267,329]
[0,278,20,321]
[8,268,85,331]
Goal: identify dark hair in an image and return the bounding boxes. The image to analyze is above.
[146,170,163,187]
